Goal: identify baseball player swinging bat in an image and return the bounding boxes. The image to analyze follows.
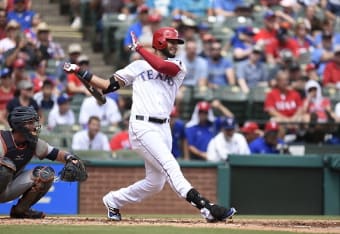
[64,63,107,105]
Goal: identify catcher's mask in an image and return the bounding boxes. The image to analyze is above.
[8,106,41,148]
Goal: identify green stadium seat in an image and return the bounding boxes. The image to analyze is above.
[72,150,113,161]
[213,86,249,123]
[247,86,270,122]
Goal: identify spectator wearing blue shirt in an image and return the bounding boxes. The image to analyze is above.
[172,0,213,19]
[207,41,236,89]
[231,26,256,62]
[311,32,335,78]
[213,0,245,22]
[170,106,188,159]
[185,100,234,160]
[236,44,269,93]
[7,0,36,31]
[123,5,150,51]
[249,121,288,154]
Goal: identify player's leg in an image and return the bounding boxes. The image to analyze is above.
[132,122,236,222]
[103,160,167,220]
[2,166,55,219]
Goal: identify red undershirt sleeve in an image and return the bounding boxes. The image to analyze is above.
[137,47,181,77]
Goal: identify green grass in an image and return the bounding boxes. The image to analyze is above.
[0,225,295,234]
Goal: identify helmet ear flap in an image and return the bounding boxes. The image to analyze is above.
[156,37,167,50]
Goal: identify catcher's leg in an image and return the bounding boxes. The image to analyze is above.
[10,166,55,219]
[0,165,14,195]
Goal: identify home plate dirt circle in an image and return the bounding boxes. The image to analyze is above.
[0,217,339,233]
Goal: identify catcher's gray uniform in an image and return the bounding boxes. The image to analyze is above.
[0,131,57,204]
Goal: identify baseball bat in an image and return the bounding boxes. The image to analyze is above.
[77,74,107,105]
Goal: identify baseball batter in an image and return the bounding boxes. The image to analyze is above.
[63,27,236,222]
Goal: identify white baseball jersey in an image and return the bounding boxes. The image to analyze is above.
[103,57,195,210]
[207,132,250,162]
[115,59,186,117]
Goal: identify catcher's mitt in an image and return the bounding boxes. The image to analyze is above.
[59,155,88,182]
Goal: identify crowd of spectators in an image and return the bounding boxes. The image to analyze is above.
[1,0,340,162]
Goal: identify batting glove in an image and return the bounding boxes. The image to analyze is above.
[128,31,141,52]
[63,62,93,82]
[63,62,80,73]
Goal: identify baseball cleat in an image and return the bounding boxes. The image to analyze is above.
[202,205,237,223]
[10,205,46,219]
[103,196,121,221]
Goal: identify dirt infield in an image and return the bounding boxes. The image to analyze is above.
[1,216,340,233]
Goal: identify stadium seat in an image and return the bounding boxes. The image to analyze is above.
[247,86,270,122]
[213,86,249,123]
[72,150,113,161]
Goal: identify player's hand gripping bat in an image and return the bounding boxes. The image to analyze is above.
[63,62,106,105]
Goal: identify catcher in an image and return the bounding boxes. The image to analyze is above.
[0,106,87,219]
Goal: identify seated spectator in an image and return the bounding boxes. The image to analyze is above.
[207,117,250,162]
[236,44,269,93]
[176,39,208,110]
[138,13,162,49]
[146,0,174,17]
[302,80,335,123]
[172,0,213,19]
[170,106,189,160]
[253,10,279,65]
[264,70,303,123]
[207,40,236,89]
[123,5,149,52]
[0,8,7,40]
[10,58,30,86]
[35,22,65,61]
[249,121,289,154]
[58,43,82,83]
[313,18,340,49]
[5,79,42,127]
[0,19,20,55]
[185,100,233,160]
[198,33,215,58]
[325,0,340,21]
[240,121,262,144]
[47,93,75,130]
[275,0,300,27]
[6,0,36,31]
[230,26,256,62]
[71,115,110,151]
[31,59,58,93]
[212,0,246,22]
[0,67,15,126]
[109,111,131,151]
[310,32,334,78]
[322,46,340,89]
[78,95,122,128]
[292,18,315,58]
[66,54,90,96]
[33,79,57,111]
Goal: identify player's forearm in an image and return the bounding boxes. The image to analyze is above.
[89,74,111,90]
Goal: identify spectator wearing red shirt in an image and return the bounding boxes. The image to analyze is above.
[264,70,303,122]
[109,111,131,151]
[322,46,340,89]
[253,10,279,64]
[66,54,90,96]
[0,67,15,126]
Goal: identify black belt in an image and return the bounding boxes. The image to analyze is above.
[135,115,169,124]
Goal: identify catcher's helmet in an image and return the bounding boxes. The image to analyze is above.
[8,106,39,131]
[152,27,184,50]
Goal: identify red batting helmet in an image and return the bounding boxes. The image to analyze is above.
[152,27,184,50]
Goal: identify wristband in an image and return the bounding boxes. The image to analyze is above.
[77,69,93,82]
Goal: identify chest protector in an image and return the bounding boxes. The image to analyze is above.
[1,130,34,175]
